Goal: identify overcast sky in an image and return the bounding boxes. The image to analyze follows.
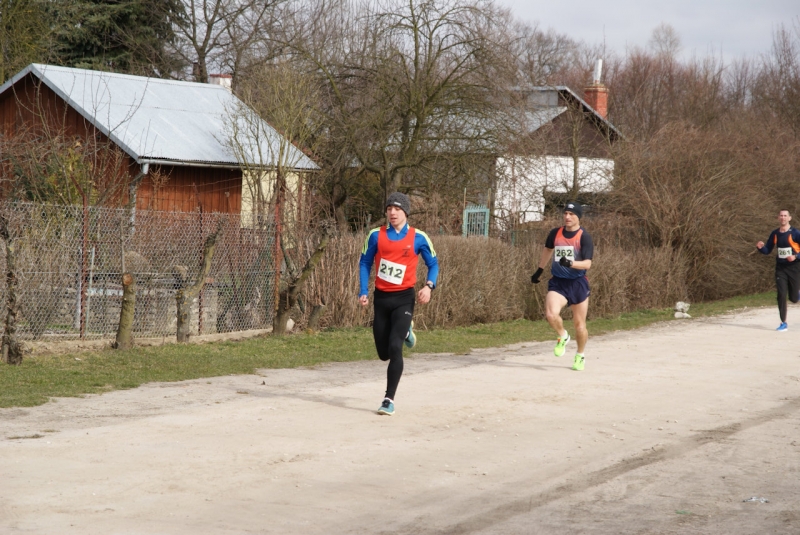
[495,0,799,61]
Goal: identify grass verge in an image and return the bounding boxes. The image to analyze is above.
[0,292,775,408]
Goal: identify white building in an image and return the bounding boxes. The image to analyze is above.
[494,64,621,225]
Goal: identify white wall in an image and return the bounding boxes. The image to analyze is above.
[494,155,614,225]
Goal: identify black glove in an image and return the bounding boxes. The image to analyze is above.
[531,267,544,284]
[559,256,573,268]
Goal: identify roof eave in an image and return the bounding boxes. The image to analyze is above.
[554,86,623,139]
[136,157,320,171]
[1,64,144,161]
[0,64,37,95]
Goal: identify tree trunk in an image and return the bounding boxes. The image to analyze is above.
[113,273,135,350]
[0,216,22,365]
[272,302,293,335]
[176,224,222,343]
[306,302,327,333]
[272,228,331,336]
[176,289,193,342]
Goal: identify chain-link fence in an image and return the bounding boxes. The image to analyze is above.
[0,202,277,342]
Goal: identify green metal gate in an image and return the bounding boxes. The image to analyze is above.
[462,205,490,237]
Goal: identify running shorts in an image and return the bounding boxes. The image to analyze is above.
[548,276,590,306]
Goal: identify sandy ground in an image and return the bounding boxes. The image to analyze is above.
[1,306,799,535]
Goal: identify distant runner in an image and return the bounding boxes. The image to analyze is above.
[531,201,594,371]
[756,209,800,331]
[359,192,439,415]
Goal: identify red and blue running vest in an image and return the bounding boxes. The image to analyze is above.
[551,227,585,279]
[374,226,418,291]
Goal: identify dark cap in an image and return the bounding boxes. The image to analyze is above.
[385,192,410,216]
[563,201,583,219]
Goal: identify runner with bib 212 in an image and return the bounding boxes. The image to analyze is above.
[359,192,439,416]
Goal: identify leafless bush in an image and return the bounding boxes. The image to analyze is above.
[298,226,693,330]
[586,245,688,317]
[611,122,773,301]
[301,233,530,330]
[302,233,365,329]
[417,236,529,329]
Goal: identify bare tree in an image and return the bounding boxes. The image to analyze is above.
[113,273,135,349]
[225,61,330,334]
[509,20,578,87]
[605,25,728,140]
[0,211,22,364]
[286,0,518,217]
[612,122,773,300]
[649,23,682,58]
[753,20,800,139]
[174,223,223,342]
[172,0,286,84]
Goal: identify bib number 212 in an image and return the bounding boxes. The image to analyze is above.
[378,258,406,285]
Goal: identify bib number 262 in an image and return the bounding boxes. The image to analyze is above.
[554,246,575,261]
[378,258,406,285]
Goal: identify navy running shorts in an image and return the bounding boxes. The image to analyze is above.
[548,276,590,306]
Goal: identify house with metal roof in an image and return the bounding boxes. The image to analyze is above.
[0,64,319,216]
[494,61,621,225]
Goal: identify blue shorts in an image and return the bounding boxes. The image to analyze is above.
[548,276,590,306]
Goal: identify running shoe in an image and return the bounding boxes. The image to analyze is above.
[554,332,570,357]
[404,320,416,348]
[777,322,789,332]
[572,353,585,371]
[377,398,395,416]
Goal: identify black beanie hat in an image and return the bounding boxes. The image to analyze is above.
[563,201,583,219]
[385,192,411,216]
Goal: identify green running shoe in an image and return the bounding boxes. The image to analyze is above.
[572,353,585,371]
[554,332,570,357]
[404,320,416,348]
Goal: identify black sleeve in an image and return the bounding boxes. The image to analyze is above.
[580,232,594,260]
[760,231,776,254]
[544,228,558,249]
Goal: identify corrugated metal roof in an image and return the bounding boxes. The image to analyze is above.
[0,64,319,170]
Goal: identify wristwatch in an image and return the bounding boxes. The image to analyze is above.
[425,281,435,291]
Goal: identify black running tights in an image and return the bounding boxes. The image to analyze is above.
[776,263,800,322]
[372,288,415,400]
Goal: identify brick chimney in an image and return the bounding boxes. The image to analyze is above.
[583,59,608,119]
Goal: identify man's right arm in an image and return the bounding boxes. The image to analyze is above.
[539,228,559,269]
[757,231,775,254]
[538,246,554,270]
[531,229,557,283]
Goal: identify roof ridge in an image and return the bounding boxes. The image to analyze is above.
[31,64,228,91]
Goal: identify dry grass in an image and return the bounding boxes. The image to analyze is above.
[302,232,532,330]
[296,223,720,329]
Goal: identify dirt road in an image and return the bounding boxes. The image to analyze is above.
[2,307,799,534]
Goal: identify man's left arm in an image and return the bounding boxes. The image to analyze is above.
[570,232,593,270]
[415,231,439,303]
[790,229,800,262]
